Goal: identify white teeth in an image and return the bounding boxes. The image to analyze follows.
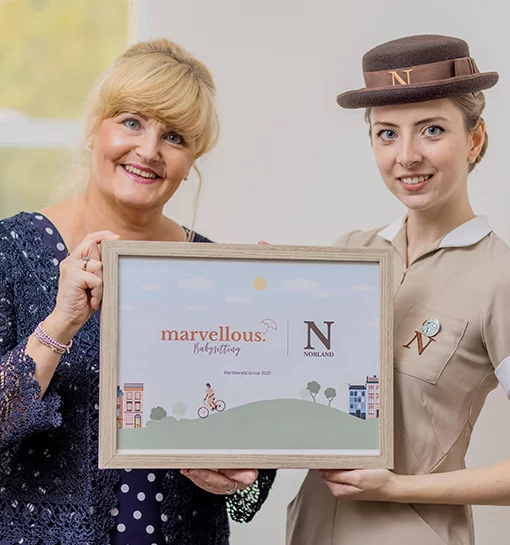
[400,175,431,185]
[124,165,157,179]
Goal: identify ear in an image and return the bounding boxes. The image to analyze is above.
[468,120,485,164]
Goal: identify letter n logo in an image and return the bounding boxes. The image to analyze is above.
[304,321,334,350]
[389,69,413,86]
[402,330,436,355]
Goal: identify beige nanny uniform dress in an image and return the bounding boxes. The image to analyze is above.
[287,215,510,545]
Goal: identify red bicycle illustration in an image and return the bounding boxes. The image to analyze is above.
[197,399,226,419]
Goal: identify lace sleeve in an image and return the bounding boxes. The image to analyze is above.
[226,469,277,523]
[0,238,62,450]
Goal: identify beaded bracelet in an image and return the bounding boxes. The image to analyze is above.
[34,322,73,354]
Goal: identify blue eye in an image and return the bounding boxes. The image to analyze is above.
[166,132,184,145]
[123,118,140,130]
[376,129,397,141]
[425,125,444,136]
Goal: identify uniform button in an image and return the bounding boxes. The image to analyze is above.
[421,318,441,337]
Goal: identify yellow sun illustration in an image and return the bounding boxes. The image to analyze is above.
[253,276,267,291]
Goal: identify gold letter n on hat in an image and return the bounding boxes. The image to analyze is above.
[389,69,413,85]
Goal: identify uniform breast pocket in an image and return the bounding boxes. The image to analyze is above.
[394,301,468,384]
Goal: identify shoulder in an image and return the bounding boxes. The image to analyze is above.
[332,225,390,248]
[479,232,510,282]
[184,228,213,243]
[0,211,35,248]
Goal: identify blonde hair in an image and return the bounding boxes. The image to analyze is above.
[364,92,488,173]
[75,39,219,236]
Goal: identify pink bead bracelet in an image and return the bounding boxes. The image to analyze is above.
[34,322,73,354]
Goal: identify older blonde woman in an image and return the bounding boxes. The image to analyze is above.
[0,39,274,545]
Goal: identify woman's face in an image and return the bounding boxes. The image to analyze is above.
[370,99,483,213]
[89,113,194,212]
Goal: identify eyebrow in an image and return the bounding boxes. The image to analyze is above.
[372,116,450,128]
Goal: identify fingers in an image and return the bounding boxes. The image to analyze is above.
[317,469,359,486]
[218,468,258,487]
[69,231,120,260]
[180,469,237,495]
[180,469,255,495]
[78,270,103,310]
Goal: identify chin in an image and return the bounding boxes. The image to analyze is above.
[398,196,436,212]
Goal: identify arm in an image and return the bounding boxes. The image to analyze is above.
[317,462,510,506]
[0,228,118,449]
[226,469,277,522]
[0,240,62,448]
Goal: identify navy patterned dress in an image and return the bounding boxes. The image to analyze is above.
[0,211,276,545]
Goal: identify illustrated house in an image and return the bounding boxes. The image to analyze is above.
[366,375,380,419]
[122,383,144,429]
[116,386,124,429]
[348,384,366,420]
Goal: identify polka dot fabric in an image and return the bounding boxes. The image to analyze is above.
[31,214,166,544]
[111,469,167,544]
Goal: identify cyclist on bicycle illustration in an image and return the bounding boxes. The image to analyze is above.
[198,383,226,419]
[204,383,217,410]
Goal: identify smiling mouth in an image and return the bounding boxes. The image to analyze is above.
[399,174,433,185]
[122,164,160,180]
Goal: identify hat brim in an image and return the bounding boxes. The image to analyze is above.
[337,72,499,109]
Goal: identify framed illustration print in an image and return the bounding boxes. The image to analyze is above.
[99,242,393,469]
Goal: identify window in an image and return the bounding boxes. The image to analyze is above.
[362,391,365,396]
[0,0,129,219]
[369,398,374,404]
[127,392,132,400]
[369,407,374,415]
[135,402,141,411]
[350,404,353,409]
[126,402,132,411]
[376,396,380,405]
[135,392,141,400]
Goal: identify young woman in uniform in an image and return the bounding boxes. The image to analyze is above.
[287,34,510,545]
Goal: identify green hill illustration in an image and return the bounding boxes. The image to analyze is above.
[118,398,379,450]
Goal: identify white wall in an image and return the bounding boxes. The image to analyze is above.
[133,0,510,542]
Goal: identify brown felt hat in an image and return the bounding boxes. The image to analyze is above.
[337,34,499,109]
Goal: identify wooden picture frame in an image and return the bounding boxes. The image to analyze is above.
[99,242,393,469]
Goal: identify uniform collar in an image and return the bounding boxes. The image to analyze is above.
[378,215,492,249]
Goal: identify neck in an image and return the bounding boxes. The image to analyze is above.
[406,188,474,265]
[68,185,170,251]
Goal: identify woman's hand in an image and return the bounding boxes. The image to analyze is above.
[317,468,397,502]
[49,231,120,340]
[180,468,258,495]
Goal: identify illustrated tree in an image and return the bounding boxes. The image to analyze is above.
[150,406,167,421]
[172,402,187,420]
[324,387,337,407]
[306,381,321,402]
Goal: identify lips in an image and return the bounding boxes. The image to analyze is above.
[399,174,432,185]
[121,164,161,185]
[123,164,159,179]
[398,174,433,192]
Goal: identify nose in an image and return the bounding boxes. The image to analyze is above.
[135,130,161,163]
[396,135,422,169]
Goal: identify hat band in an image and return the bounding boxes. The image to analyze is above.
[363,57,479,89]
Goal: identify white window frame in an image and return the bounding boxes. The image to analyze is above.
[0,2,134,151]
